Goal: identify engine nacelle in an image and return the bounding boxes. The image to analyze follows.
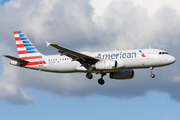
[95,60,116,70]
[116,60,125,68]
[109,69,134,79]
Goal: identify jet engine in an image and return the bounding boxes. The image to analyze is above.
[109,69,134,79]
[95,60,116,70]
[94,60,125,70]
[116,60,125,68]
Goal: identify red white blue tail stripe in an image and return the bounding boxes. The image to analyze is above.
[14,31,41,57]
[14,31,46,67]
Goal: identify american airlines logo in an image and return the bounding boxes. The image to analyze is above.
[139,50,146,57]
[95,52,137,59]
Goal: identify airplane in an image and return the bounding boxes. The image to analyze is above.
[4,31,176,85]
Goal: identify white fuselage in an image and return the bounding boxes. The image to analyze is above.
[8,31,175,85]
[22,49,175,73]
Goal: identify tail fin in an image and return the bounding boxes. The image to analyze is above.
[14,31,43,59]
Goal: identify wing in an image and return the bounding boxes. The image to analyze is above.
[4,55,29,63]
[46,42,99,65]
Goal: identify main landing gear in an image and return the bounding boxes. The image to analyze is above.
[86,72,106,85]
[98,73,106,85]
[150,67,155,78]
[86,72,93,79]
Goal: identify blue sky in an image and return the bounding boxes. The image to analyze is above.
[0,0,10,5]
[0,0,180,120]
[0,90,180,120]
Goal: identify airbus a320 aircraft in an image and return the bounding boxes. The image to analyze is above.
[4,31,176,85]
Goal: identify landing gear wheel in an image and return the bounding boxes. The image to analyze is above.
[150,67,155,78]
[151,74,155,78]
[98,79,105,85]
[86,73,93,79]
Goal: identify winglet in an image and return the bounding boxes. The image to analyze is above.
[46,42,51,47]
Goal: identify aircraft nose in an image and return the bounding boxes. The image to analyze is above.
[169,56,176,64]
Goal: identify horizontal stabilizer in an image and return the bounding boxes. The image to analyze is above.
[4,55,29,63]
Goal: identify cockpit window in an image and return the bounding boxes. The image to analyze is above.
[159,52,169,55]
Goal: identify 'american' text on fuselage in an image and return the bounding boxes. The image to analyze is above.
[95,52,137,60]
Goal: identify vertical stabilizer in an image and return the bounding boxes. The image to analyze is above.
[14,31,43,58]
[14,31,46,67]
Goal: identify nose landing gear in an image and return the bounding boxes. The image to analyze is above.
[151,74,155,78]
[150,67,155,78]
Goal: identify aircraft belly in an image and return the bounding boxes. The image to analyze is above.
[123,58,158,69]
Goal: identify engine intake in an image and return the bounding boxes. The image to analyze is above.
[109,69,134,79]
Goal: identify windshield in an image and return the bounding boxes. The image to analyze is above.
[159,52,169,55]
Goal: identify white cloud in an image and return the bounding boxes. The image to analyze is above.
[0,0,180,104]
[131,0,180,16]
[5,0,20,8]
[90,0,112,16]
[173,76,180,82]
[0,83,35,104]
[0,48,35,104]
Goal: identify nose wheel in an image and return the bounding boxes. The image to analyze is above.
[150,74,155,78]
[150,67,155,78]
